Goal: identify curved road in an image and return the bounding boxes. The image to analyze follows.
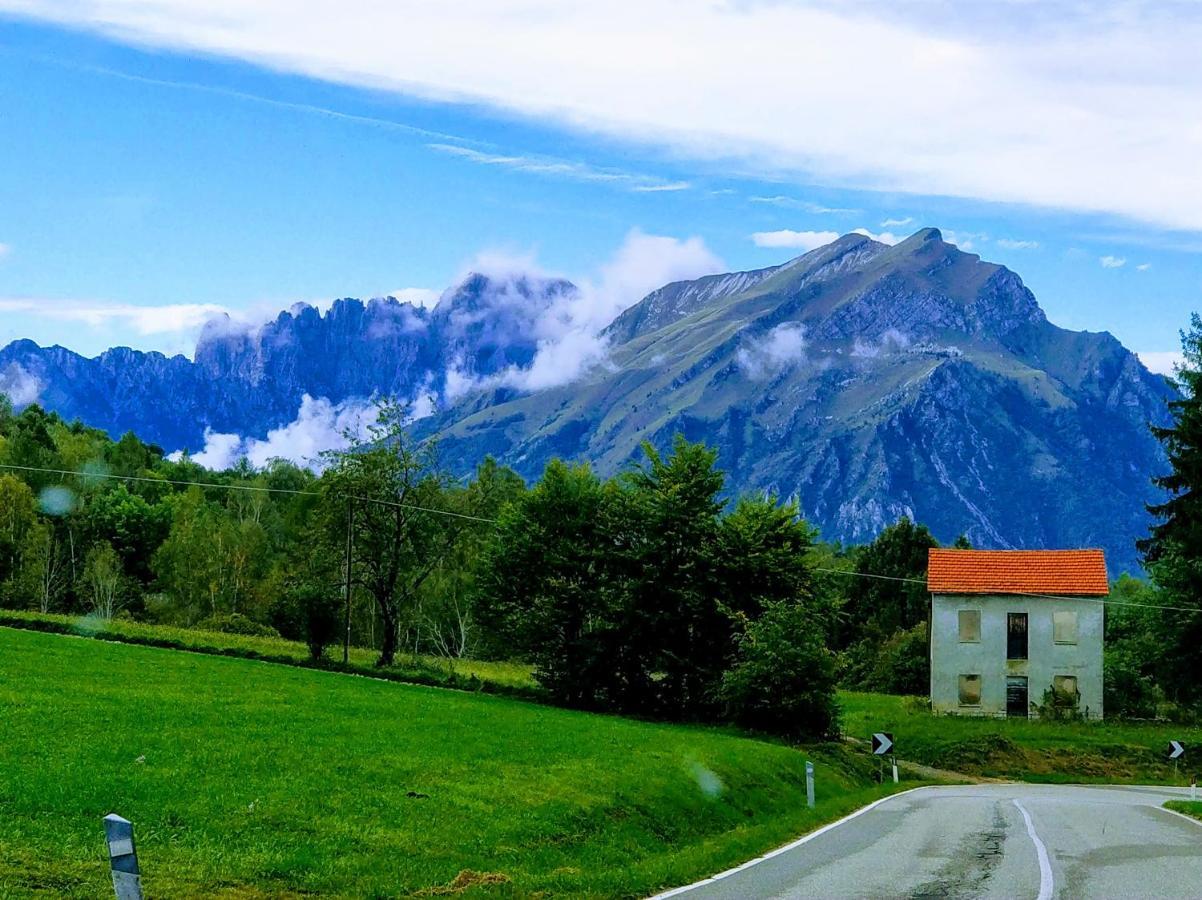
[657,784,1202,899]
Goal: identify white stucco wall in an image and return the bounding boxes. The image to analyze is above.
[929,593,1104,719]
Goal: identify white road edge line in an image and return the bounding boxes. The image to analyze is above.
[648,785,937,898]
[1157,806,1202,829]
[1013,799,1054,900]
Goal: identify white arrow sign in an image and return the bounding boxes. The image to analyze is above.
[1170,740,1185,760]
[872,732,894,755]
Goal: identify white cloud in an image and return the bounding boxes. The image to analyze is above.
[995,238,1040,250]
[881,217,914,228]
[1100,255,1127,269]
[751,230,839,251]
[0,362,43,406]
[387,287,440,309]
[749,196,855,214]
[736,322,806,380]
[0,297,229,337]
[852,328,911,359]
[1137,351,1182,375]
[942,230,986,252]
[439,229,723,397]
[1136,263,1152,271]
[0,243,10,260]
[174,394,378,470]
[852,228,902,246]
[429,143,688,193]
[9,2,1202,230]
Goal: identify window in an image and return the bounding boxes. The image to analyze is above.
[958,674,981,706]
[1053,611,1078,644]
[1053,675,1078,697]
[1007,613,1028,660]
[958,609,981,642]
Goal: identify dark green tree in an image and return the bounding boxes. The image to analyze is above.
[1140,313,1202,701]
[720,600,839,740]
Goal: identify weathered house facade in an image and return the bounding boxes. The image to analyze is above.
[928,549,1107,719]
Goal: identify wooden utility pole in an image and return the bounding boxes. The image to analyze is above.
[343,497,354,664]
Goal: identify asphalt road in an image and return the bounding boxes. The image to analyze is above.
[658,784,1202,899]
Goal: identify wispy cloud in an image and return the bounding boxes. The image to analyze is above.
[429,143,689,193]
[749,196,856,214]
[0,243,10,260]
[996,238,1039,250]
[853,228,902,245]
[750,230,839,251]
[1100,255,1127,269]
[12,1,1202,230]
[384,287,441,309]
[942,230,987,252]
[0,298,229,335]
[1137,351,1182,375]
[880,217,913,228]
[1136,263,1152,271]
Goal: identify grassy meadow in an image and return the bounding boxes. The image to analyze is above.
[0,609,537,694]
[0,626,920,898]
[841,691,1202,784]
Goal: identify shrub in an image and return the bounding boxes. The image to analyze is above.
[720,601,839,740]
[294,586,341,662]
[194,613,280,639]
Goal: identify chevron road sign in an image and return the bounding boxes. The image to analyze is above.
[1169,740,1186,760]
[872,732,894,756]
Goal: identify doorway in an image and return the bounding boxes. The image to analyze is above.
[1006,676,1029,718]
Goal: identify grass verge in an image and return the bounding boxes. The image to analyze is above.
[1165,801,1202,822]
[841,691,1202,784]
[0,627,929,898]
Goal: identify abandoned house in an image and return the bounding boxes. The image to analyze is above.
[928,548,1107,719]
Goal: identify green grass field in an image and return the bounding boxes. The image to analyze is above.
[841,691,1202,783]
[0,609,537,693]
[0,627,919,898]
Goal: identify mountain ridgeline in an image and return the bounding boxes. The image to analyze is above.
[0,229,1171,573]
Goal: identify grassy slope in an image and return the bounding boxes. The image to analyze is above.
[842,692,1202,784]
[0,627,919,899]
[0,609,537,693]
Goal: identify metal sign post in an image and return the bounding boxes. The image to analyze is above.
[805,760,815,809]
[103,814,143,900]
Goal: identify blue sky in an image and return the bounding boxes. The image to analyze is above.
[1,3,1200,371]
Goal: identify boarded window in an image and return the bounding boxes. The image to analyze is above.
[958,674,981,705]
[1053,675,1078,697]
[958,609,981,642]
[1053,611,1078,644]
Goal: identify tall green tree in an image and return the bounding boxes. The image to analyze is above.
[476,459,619,706]
[1140,313,1202,701]
[318,399,462,667]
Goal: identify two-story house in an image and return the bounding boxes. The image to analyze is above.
[928,548,1107,719]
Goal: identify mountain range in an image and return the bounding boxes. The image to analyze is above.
[0,228,1172,574]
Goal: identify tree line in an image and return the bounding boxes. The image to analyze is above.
[6,309,1202,734]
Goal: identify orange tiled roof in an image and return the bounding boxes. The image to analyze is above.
[927,548,1109,596]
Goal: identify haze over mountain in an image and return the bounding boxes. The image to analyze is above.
[0,229,1171,574]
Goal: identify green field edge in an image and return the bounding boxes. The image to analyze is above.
[0,611,545,703]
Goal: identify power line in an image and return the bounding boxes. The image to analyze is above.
[0,463,1193,610]
[0,462,497,524]
[811,565,1199,614]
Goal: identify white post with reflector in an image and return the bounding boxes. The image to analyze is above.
[805,760,815,809]
[103,814,143,900]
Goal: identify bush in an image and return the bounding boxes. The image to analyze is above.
[294,586,341,662]
[720,602,839,740]
[867,623,929,695]
[194,613,280,639]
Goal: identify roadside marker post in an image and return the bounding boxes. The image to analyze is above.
[871,733,895,784]
[103,814,143,900]
[1191,775,1197,802]
[1169,741,1186,781]
[805,760,815,809]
